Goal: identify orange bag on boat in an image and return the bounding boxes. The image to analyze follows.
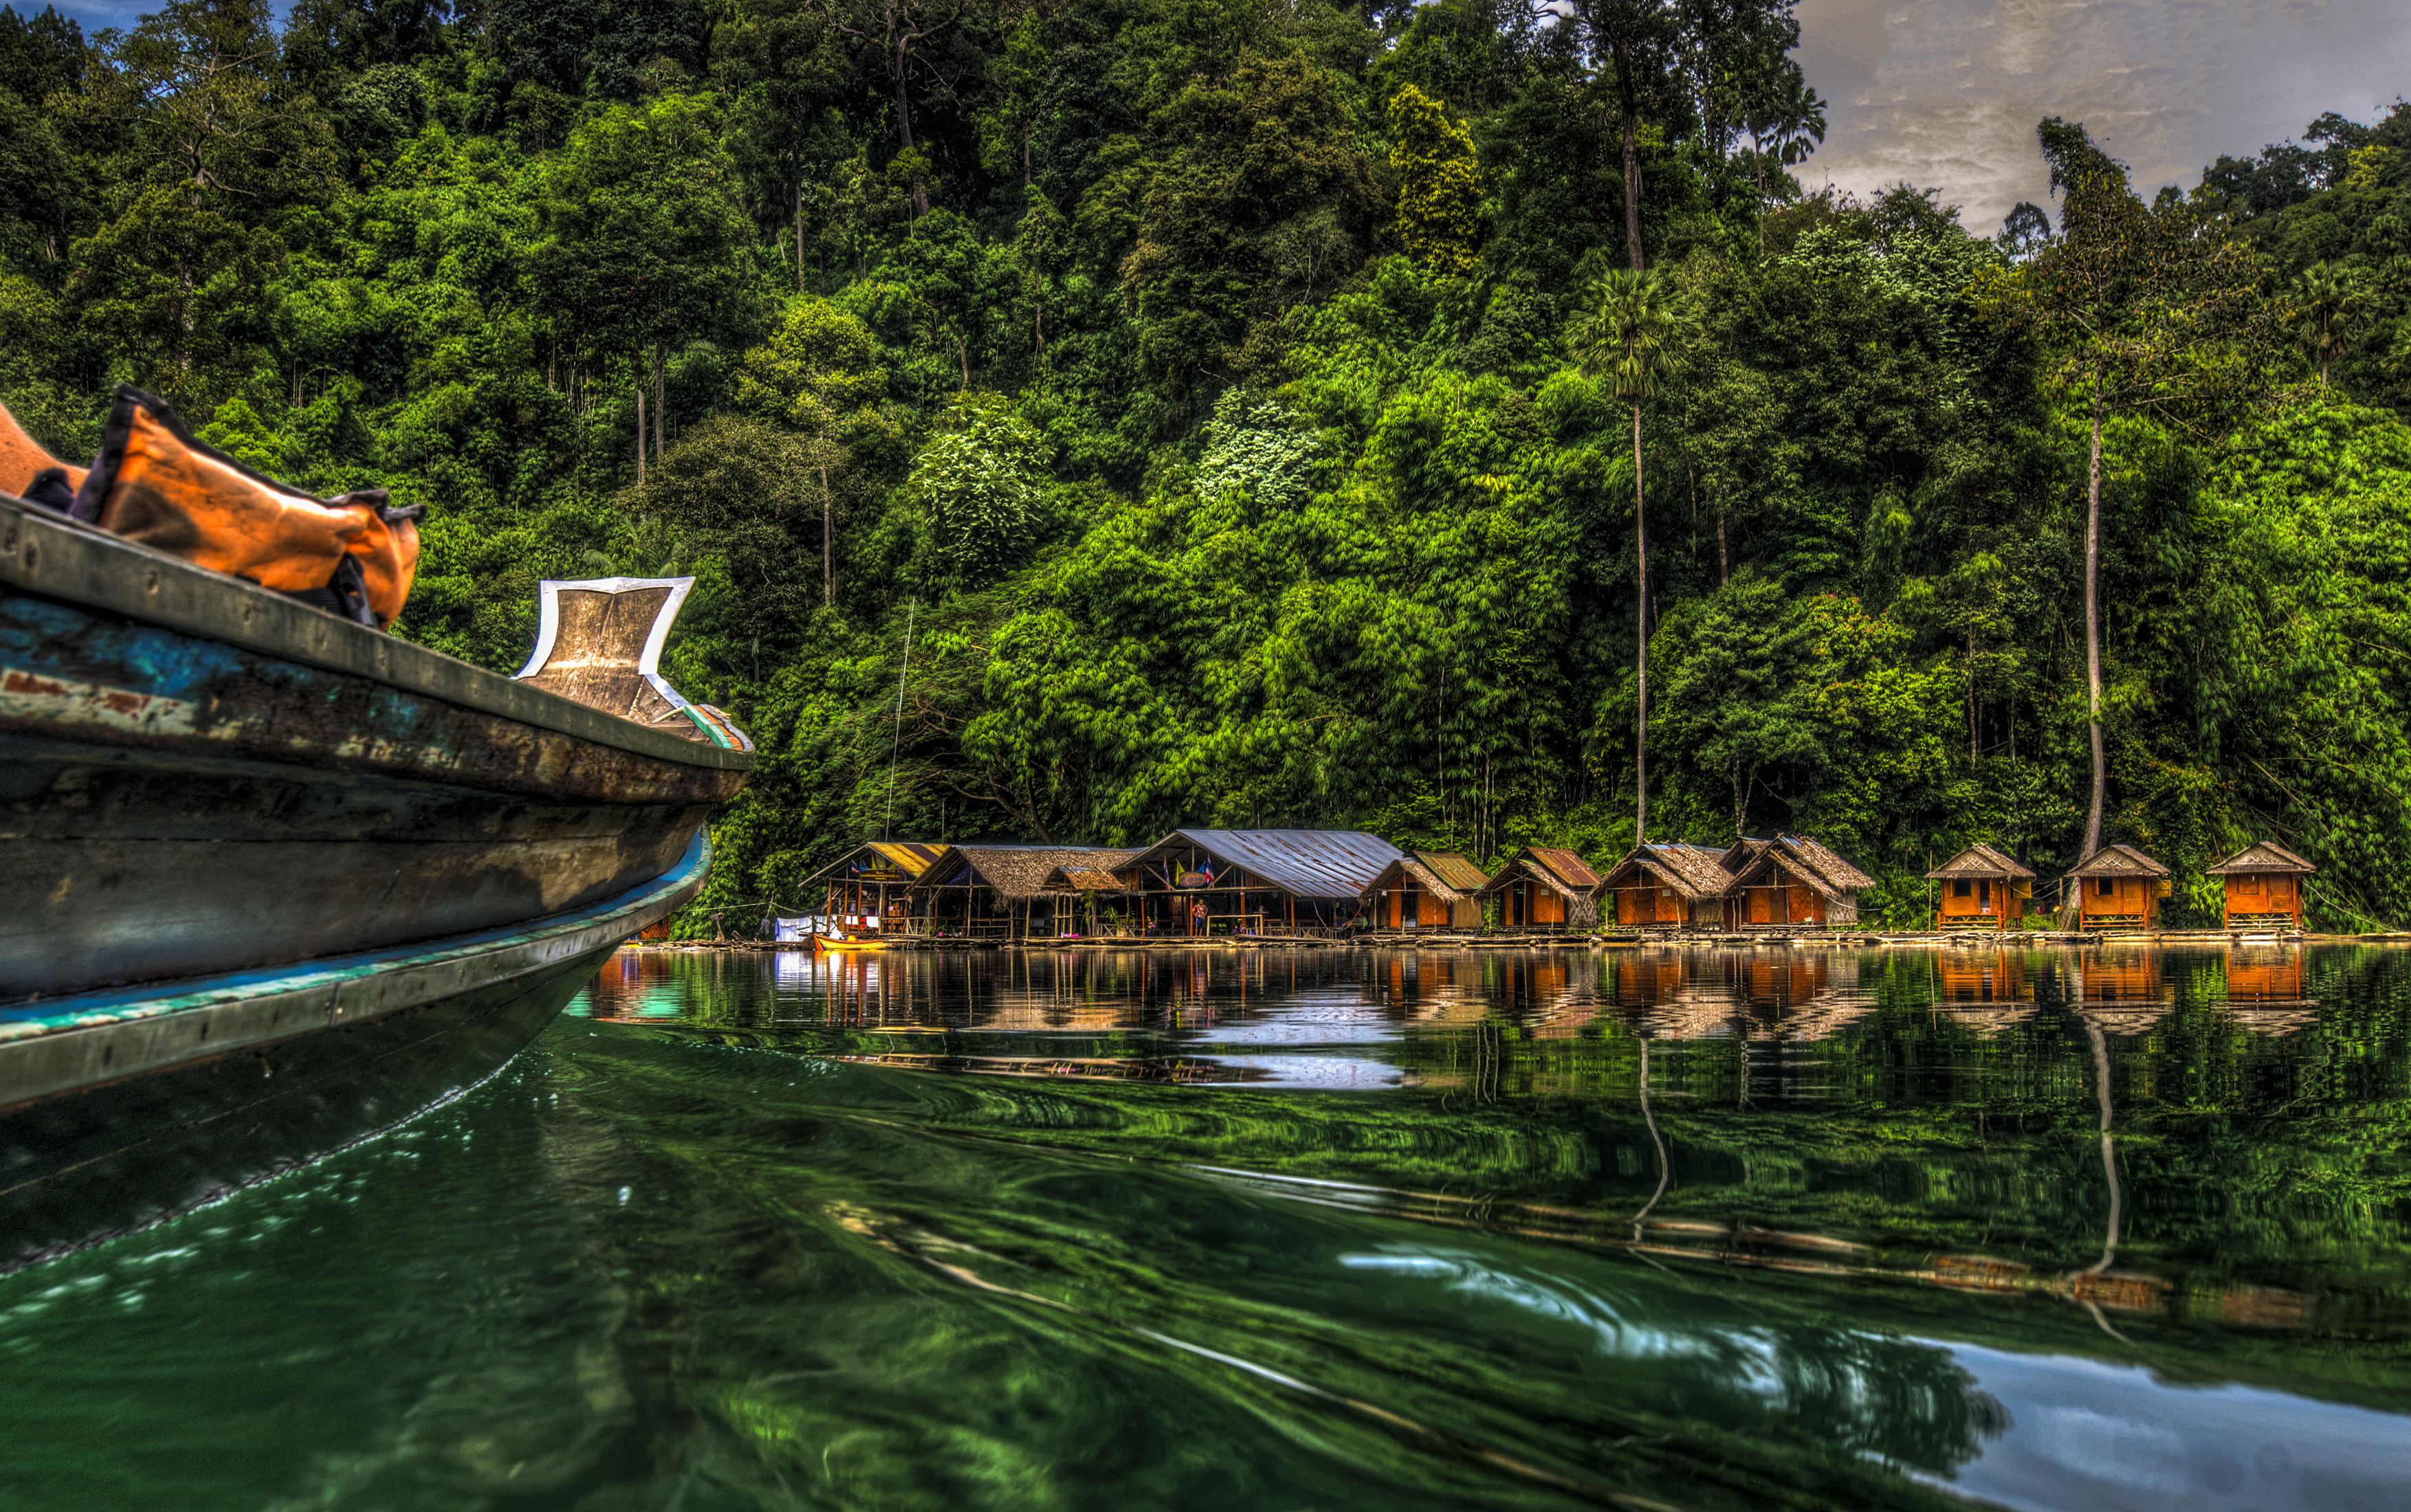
[0,401,85,499]
[347,502,421,628]
[74,388,368,593]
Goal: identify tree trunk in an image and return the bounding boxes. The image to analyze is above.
[892,59,927,217]
[2082,378,2106,860]
[795,180,805,292]
[820,463,834,607]
[1611,38,1644,270]
[652,342,666,460]
[1732,762,1746,841]
[1633,400,1649,844]
[1754,155,1767,254]
[635,382,646,486]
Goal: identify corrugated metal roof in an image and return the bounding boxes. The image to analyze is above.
[2205,841,2317,876]
[1419,851,1491,892]
[1526,846,1603,891]
[1926,843,2036,880]
[1358,853,1484,902]
[802,840,945,887]
[868,841,945,876]
[2068,843,2170,878]
[1126,829,1405,901]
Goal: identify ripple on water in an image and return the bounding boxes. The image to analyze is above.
[1,942,2406,1511]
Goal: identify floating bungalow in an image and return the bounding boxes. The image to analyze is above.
[1358,850,1488,931]
[798,840,946,939]
[2067,843,2171,931]
[1121,829,1404,936]
[910,844,1143,940]
[1597,843,1734,930]
[2205,841,2316,931]
[1475,846,1603,931]
[1925,844,2036,932]
[1715,834,1873,930]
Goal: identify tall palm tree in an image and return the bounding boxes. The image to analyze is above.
[1573,267,1688,843]
[1748,71,1826,252]
[2292,262,2372,387]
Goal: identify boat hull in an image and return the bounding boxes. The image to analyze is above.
[0,491,751,1271]
[1,572,742,999]
[0,834,708,1273]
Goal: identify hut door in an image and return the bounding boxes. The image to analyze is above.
[1402,889,1420,928]
[1978,880,1992,914]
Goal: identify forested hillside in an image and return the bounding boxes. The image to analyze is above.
[6,0,2411,929]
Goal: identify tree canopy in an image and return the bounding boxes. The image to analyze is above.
[5,1,2410,932]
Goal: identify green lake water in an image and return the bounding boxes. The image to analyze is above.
[3,942,2409,1510]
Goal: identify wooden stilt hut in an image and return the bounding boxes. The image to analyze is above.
[1925,844,2035,933]
[910,844,1141,942]
[1596,843,1733,931]
[1121,829,1403,937]
[1042,860,1141,938]
[2204,841,2316,931]
[797,841,945,940]
[1475,846,1604,933]
[1358,851,1487,932]
[2066,844,2170,932]
[1715,834,1873,930]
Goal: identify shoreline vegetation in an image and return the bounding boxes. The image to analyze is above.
[7,3,2411,935]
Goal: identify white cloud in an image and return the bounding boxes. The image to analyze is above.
[1795,0,2411,232]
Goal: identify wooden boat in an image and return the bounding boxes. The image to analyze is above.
[0,491,751,1271]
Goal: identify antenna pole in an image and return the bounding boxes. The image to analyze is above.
[883,603,916,841]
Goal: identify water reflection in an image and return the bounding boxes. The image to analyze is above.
[570,940,2411,1511]
[5,942,2407,1512]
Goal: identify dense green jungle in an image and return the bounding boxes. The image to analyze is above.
[7,0,2411,931]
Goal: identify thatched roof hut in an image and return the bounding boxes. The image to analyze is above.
[914,843,1143,939]
[1046,863,1135,893]
[1925,843,2036,932]
[2205,841,2316,931]
[1925,843,2036,881]
[1475,845,1604,930]
[1359,851,1488,930]
[1717,834,1874,929]
[1598,843,1732,930]
[2067,843,2170,931]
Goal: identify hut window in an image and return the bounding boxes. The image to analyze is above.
[1952,880,1972,898]
[2096,877,2115,898]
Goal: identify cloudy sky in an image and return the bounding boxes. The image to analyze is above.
[41,0,2411,234]
[1796,0,2411,231]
